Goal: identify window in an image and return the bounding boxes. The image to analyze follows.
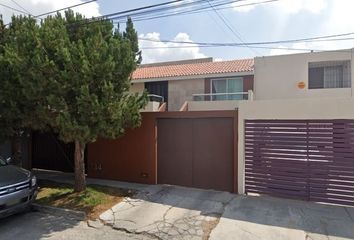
[309,61,351,89]
[211,78,243,100]
[145,81,168,103]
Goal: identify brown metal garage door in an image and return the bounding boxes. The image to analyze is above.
[245,119,354,206]
[157,118,234,192]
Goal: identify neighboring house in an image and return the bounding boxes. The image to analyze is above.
[131,57,254,111]
[254,49,353,100]
[238,49,354,204]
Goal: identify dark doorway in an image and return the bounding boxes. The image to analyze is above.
[32,132,86,173]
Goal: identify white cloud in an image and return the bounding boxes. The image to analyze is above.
[233,0,327,14]
[231,0,354,56]
[327,0,354,33]
[139,32,208,64]
[0,0,100,24]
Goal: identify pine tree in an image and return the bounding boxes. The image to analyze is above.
[0,12,147,191]
[42,11,147,191]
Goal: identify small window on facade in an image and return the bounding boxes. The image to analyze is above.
[308,61,351,89]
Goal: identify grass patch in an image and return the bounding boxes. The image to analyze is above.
[36,180,134,219]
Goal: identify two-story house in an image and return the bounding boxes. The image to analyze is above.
[253,49,353,100]
[131,57,254,111]
[237,49,354,200]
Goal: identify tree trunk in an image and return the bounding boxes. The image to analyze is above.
[74,140,86,192]
[11,133,22,167]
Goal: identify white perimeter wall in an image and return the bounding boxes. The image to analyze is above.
[237,97,354,194]
[254,49,354,100]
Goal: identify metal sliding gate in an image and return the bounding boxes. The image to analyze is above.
[245,119,354,206]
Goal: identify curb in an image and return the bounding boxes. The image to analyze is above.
[32,203,86,220]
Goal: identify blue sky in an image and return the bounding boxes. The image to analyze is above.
[1,0,354,63]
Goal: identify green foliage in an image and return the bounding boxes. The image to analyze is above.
[0,11,147,144]
[0,16,52,140]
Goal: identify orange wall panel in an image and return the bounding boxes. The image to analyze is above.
[87,113,157,184]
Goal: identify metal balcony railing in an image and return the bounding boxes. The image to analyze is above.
[192,91,253,101]
[147,94,164,103]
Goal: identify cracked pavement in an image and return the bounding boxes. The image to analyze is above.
[100,185,354,240]
[1,184,354,240]
[0,208,154,240]
[100,185,234,240]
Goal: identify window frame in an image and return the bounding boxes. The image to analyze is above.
[308,60,351,89]
[210,77,244,100]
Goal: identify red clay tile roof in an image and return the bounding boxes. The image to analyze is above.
[132,59,254,80]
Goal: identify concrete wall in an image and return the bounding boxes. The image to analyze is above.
[188,100,241,111]
[88,113,157,184]
[254,49,354,100]
[237,97,354,194]
[129,79,205,111]
[88,111,239,192]
[130,82,145,93]
[141,101,160,112]
[168,78,204,111]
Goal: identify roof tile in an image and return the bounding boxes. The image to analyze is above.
[132,58,254,80]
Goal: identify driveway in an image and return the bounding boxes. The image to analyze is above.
[18,170,354,240]
[210,195,354,240]
[0,208,154,240]
[100,184,234,239]
[100,185,354,240]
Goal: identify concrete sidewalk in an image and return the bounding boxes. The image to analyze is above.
[33,169,148,191]
[100,184,235,239]
[34,169,354,240]
[210,195,354,240]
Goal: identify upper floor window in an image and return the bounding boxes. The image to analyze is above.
[211,77,243,100]
[308,61,351,89]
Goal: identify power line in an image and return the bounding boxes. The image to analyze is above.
[111,0,279,24]
[140,44,346,53]
[34,0,97,18]
[97,0,184,19]
[0,2,29,15]
[140,44,319,51]
[72,0,188,26]
[4,0,97,26]
[10,0,31,15]
[81,0,248,26]
[206,0,258,55]
[113,0,242,23]
[139,31,354,47]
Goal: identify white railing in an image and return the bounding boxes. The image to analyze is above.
[192,90,253,101]
[147,94,164,103]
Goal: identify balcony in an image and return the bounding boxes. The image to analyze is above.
[186,90,253,111]
[141,94,166,112]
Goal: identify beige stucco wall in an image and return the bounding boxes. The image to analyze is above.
[254,49,354,100]
[237,97,354,194]
[140,101,160,112]
[168,78,204,111]
[130,82,145,93]
[188,100,241,111]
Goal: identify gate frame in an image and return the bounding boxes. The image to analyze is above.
[87,110,238,193]
[238,98,354,195]
[154,111,238,193]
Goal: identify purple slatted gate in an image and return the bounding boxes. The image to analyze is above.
[245,119,354,206]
